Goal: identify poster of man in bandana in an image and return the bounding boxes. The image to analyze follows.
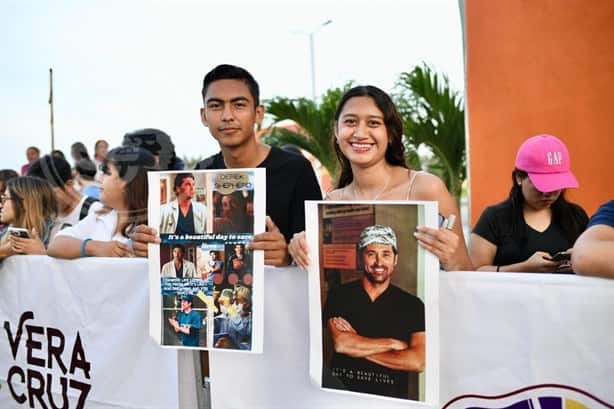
[306,201,439,404]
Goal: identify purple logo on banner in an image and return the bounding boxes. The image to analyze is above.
[3,311,92,408]
[443,384,613,409]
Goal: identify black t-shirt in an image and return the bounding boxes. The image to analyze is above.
[196,146,323,242]
[473,200,587,266]
[322,280,425,399]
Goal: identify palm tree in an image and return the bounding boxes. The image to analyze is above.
[395,64,466,204]
[261,83,353,178]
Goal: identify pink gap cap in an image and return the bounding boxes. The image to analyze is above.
[515,134,579,192]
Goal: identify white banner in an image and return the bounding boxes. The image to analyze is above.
[0,256,180,409]
[210,267,614,409]
[439,271,614,408]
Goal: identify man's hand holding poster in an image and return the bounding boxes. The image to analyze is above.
[306,201,440,404]
[148,169,265,352]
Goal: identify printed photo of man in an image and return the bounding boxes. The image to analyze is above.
[168,294,202,347]
[322,224,425,400]
[160,173,206,234]
[161,244,197,278]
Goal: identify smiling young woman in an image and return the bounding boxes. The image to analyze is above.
[289,85,473,272]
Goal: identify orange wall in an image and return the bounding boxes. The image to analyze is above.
[466,0,614,226]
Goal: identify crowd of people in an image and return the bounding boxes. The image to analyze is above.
[0,64,611,279]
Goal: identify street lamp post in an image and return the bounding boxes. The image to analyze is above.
[308,19,332,101]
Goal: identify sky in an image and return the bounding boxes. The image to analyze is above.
[1,0,464,172]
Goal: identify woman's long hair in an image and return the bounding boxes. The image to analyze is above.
[508,169,588,244]
[333,85,408,188]
[1,176,57,245]
[101,146,157,234]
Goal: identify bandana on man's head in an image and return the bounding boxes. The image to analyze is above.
[358,225,398,252]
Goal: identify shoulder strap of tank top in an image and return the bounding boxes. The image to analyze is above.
[406,170,423,201]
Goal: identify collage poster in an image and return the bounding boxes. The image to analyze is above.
[306,201,440,405]
[148,168,265,352]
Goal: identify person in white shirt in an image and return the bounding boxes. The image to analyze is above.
[160,173,207,234]
[161,244,197,278]
[48,146,157,258]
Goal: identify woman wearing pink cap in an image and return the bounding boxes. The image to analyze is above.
[470,134,588,273]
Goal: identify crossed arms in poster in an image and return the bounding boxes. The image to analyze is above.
[328,317,425,372]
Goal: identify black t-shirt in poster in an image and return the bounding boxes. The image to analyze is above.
[322,280,425,400]
[472,200,588,267]
[196,146,323,242]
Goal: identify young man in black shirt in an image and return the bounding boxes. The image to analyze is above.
[132,64,322,265]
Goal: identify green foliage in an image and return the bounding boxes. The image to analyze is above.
[395,64,466,204]
[262,82,354,178]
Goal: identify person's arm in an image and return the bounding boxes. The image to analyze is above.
[8,228,46,255]
[366,331,425,372]
[0,241,15,259]
[328,317,407,358]
[128,225,161,258]
[168,317,181,333]
[572,225,614,278]
[412,173,472,271]
[47,235,132,259]
[288,231,309,269]
[248,216,291,266]
[470,233,560,273]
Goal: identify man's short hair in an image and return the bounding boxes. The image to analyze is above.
[173,173,194,192]
[75,159,97,181]
[172,244,186,254]
[181,294,193,303]
[27,154,72,188]
[358,225,398,254]
[202,64,260,107]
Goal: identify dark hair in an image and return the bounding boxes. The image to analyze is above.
[0,169,19,185]
[51,150,66,160]
[71,142,91,160]
[27,155,73,188]
[173,173,195,193]
[122,129,180,171]
[26,146,40,155]
[102,146,157,228]
[0,169,19,202]
[75,159,97,180]
[508,169,588,244]
[202,64,260,107]
[333,85,408,188]
[172,244,186,253]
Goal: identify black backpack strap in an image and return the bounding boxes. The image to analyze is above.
[80,196,100,220]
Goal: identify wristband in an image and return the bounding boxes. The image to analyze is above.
[81,238,93,257]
